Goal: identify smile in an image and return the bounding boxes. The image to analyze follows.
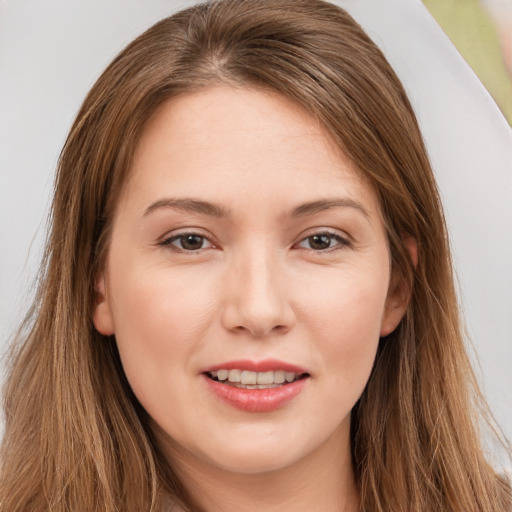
[206,369,306,389]
[202,360,310,412]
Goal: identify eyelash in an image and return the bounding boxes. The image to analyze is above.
[158,230,352,253]
[296,231,352,252]
[159,231,215,252]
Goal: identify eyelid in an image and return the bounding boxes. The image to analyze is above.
[156,227,352,253]
[158,228,218,251]
[294,228,352,251]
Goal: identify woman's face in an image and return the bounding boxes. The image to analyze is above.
[93,85,407,476]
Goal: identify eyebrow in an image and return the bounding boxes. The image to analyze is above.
[290,198,370,219]
[143,197,369,219]
[144,198,230,218]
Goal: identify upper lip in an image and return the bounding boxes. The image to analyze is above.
[201,358,309,375]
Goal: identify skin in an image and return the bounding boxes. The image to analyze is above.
[93,85,410,512]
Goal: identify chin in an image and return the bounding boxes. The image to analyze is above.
[201,437,310,475]
[192,416,349,476]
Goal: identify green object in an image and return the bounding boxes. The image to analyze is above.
[423,0,512,124]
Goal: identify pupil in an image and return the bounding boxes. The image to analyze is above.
[310,234,331,250]
[181,235,203,250]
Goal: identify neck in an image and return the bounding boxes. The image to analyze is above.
[159,422,360,512]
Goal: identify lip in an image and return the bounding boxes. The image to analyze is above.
[201,359,311,413]
[201,358,309,374]
[202,374,308,413]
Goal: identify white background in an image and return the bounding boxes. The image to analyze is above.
[1,0,511,466]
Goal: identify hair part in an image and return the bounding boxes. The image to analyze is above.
[1,1,510,511]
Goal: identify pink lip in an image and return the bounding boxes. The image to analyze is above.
[200,359,310,413]
[201,358,309,374]
[203,374,308,413]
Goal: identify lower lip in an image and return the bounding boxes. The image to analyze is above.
[203,375,308,413]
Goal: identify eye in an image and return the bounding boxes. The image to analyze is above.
[297,232,351,251]
[161,233,214,252]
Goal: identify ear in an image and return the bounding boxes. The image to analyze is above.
[380,235,417,337]
[92,273,115,335]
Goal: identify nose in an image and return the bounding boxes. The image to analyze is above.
[221,249,296,338]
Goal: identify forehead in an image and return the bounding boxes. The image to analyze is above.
[121,85,380,218]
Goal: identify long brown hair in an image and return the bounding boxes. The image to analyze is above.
[1,1,510,510]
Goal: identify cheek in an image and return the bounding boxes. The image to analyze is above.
[302,266,388,390]
[106,262,218,399]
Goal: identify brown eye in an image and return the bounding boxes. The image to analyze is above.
[179,235,205,250]
[163,233,213,251]
[297,232,350,251]
[308,234,332,250]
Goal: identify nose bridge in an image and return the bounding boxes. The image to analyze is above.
[222,242,294,337]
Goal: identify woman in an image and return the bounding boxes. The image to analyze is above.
[1,0,510,510]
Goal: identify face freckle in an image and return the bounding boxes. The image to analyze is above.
[93,84,408,479]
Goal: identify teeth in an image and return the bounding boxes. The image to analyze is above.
[230,383,281,389]
[274,370,285,384]
[217,369,228,381]
[209,369,303,385]
[256,371,274,385]
[241,371,257,385]
[228,369,241,383]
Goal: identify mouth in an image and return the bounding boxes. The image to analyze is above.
[202,362,310,412]
[205,369,309,389]
[201,359,310,412]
